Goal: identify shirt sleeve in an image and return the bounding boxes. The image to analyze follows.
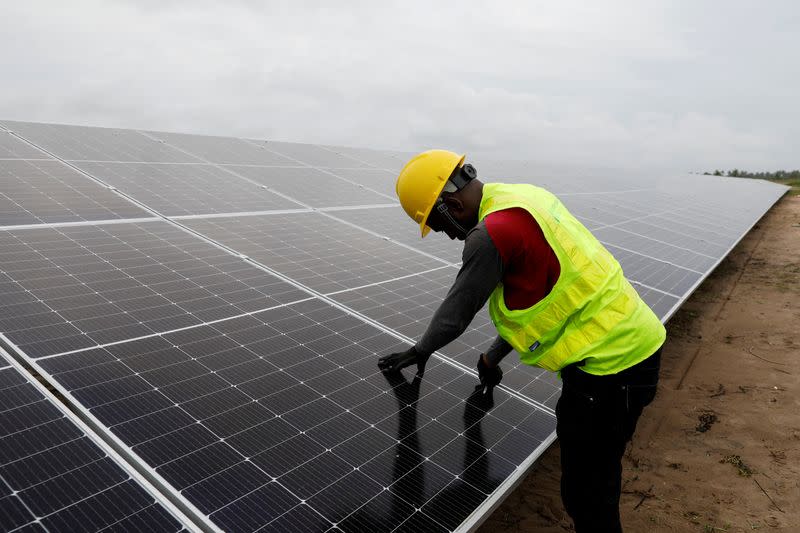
[415,222,504,356]
[485,335,513,366]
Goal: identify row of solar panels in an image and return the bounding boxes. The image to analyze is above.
[0,120,788,532]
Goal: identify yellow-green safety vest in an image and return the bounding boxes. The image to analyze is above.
[480,183,666,375]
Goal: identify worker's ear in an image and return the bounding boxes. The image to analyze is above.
[442,194,464,214]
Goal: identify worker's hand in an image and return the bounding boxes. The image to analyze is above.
[378,346,430,375]
[477,354,502,389]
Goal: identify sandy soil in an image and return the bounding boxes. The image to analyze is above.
[479,192,800,533]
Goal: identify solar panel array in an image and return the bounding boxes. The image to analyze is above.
[0,119,787,532]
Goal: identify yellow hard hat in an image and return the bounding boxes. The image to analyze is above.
[396,149,465,237]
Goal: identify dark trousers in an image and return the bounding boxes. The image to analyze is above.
[556,348,662,533]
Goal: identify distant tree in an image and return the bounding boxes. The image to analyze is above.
[701,169,799,181]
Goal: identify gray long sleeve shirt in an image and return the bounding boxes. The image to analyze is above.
[414,221,513,366]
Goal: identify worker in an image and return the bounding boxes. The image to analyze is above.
[377,150,666,533]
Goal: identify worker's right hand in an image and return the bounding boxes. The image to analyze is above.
[377,346,430,375]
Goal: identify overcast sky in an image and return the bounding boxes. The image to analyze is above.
[1,1,797,172]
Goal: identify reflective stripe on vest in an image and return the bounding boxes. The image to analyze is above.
[480,183,666,375]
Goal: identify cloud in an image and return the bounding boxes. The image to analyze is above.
[0,0,796,172]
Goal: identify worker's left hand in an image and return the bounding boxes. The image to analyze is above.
[477,354,503,388]
[378,346,430,375]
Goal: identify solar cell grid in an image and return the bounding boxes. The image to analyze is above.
[0,355,185,532]
[561,193,667,230]
[223,164,393,207]
[686,199,769,233]
[145,130,297,166]
[0,130,51,159]
[320,144,413,173]
[183,212,447,294]
[258,140,370,169]
[323,205,464,263]
[71,161,303,216]
[29,298,555,532]
[562,189,739,241]
[1,120,201,164]
[0,220,307,357]
[593,225,718,272]
[605,244,702,296]
[615,218,729,257]
[627,284,680,320]
[645,213,740,243]
[319,167,400,198]
[0,158,149,226]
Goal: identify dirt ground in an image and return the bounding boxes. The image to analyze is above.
[479,191,800,533]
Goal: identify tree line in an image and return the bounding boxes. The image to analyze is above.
[703,169,800,179]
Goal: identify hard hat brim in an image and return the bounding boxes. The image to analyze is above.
[418,154,465,238]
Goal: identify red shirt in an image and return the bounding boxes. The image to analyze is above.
[484,207,561,310]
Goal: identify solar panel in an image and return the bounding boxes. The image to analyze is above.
[1,121,200,164]
[70,161,303,216]
[320,144,414,173]
[326,205,464,263]
[257,140,372,169]
[0,220,307,357]
[0,119,788,532]
[222,165,393,207]
[318,167,402,198]
[0,131,150,226]
[144,131,298,166]
[183,212,447,294]
[0,130,50,159]
[179,212,564,407]
[0,349,187,532]
[19,298,555,532]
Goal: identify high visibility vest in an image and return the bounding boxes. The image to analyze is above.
[480,183,666,375]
